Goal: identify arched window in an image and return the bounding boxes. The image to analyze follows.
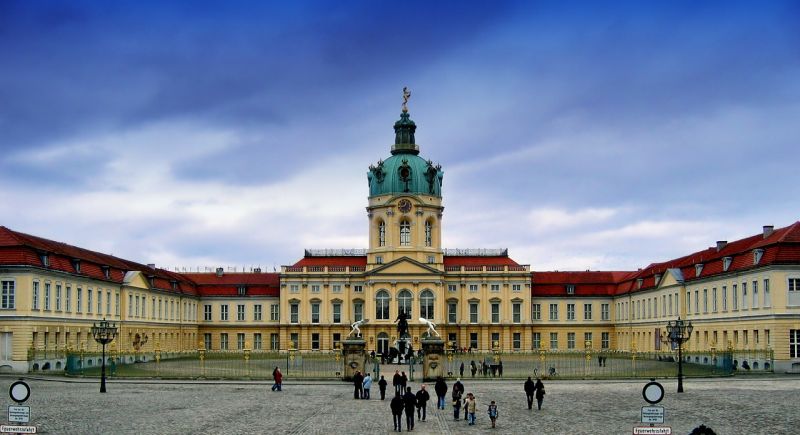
[424,220,432,247]
[420,290,434,320]
[400,219,411,246]
[398,290,412,317]
[378,220,386,247]
[376,290,390,320]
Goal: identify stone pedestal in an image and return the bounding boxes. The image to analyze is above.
[421,337,445,381]
[342,338,366,381]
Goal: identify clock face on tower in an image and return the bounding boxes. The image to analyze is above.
[398,199,412,213]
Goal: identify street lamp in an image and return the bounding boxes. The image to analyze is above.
[666,317,694,393]
[90,318,118,393]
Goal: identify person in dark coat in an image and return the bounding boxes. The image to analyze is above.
[390,392,405,432]
[524,376,535,409]
[379,375,388,400]
[271,366,283,391]
[415,385,430,421]
[452,378,464,420]
[393,370,402,394]
[498,360,503,377]
[400,371,408,392]
[470,360,477,377]
[434,377,448,410]
[353,371,364,399]
[459,361,465,377]
[403,386,417,431]
[534,378,545,410]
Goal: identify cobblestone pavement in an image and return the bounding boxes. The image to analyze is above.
[2,375,798,434]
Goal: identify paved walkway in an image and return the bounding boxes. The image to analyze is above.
[3,375,797,434]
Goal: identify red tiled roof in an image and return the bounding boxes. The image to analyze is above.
[183,273,280,297]
[292,256,367,267]
[532,271,633,297]
[443,256,519,266]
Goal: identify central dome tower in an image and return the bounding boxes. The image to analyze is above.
[365,90,444,269]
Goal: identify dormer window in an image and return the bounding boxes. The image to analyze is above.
[171,281,178,291]
[102,266,111,279]
[39,253,50,267]
[753,249,764,265]
[654,274,662,285]
[723,257,733,272]
[636,278,643,289]
[566,284,575,295]
[695,264,703,277]
[72,259,81,273]
[238,286,246,296]
[148,276,155,287]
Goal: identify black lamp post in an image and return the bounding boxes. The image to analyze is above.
[91,318,118,393]
[666,317,693,393]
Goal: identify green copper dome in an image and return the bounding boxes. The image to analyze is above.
[368,110,443,197]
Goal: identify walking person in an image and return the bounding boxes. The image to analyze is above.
[470,360,477,378]
[452,379,463,420]
[353,371,364,399]
[271,366,283,392]
[534,378,546,410]
[393,370,402,395]
[466,392,477,425]
[400,371,408,393]
[459,361,465,377]
[434,376,447,410]
[379,375,388,400]
[524,376,535,410]
[498,360,503,377]
[363,372,373,399]
[391,392,405,432]
[487,400,498,428]
[403,386,417,431]
[415,385,430,421]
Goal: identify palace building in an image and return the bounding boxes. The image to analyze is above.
[2,102,800,373]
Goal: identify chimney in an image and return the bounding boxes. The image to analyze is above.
[716,241,727,252]
[215,267,224,277]
[147,263,155,269]
[763,225,774,239]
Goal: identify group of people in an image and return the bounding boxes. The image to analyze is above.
[523,376,546,410]
[389,385,430,432]
[459,360,504,378]
[352,371,374,399]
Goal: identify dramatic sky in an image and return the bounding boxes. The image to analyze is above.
[2,1,799,272]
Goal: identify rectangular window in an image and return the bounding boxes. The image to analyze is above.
[290,284,299,293]
[32,282,40,310]
[491,302,500,323]
[353,285,363,293]
[532,303,541,320]
[311,333,320,350]
[128,294,133,316]
[532,332,541,349]
[204,305,212,321]
[220,304,229,321]
[447,302,457,323]
[549,303,558,320]
[694,290,699,314]
[254,304,262,321]
[448,284,457,293]
[764,279,771,307]
[512,284,521,292]
[270,304,279,321]
[584,303,592,320]
[204,333,212,350]
[1,280,14,309]
[567,303,575,320]
[567,332,576,349]
[742,282,748,309]
[550,332,558,350]
[332,284,341,293]
[290,303,299,323]
[311,285,320,293]
[237,333,246,350]
[55,284,62,311]
[584,332,593,347]
[512,302,521,323]
[703,289,708,313]
[469,333,478,350]
[668,294,672,315]
[686,293,691,315]
[332,303,341,324]
[789,278,800,292]
[601,303,609,321]
[752,280,759,308]
[237,304,245,321]
[513,332,521,350]
[490,284,500,292]
[353,302,363,322]
[220,333,229,350]
[469,302,479,324]
[712,288,718,312]
[601,332,610,349]
[97,291,102,315]
[254,333,262,350]
[722,286,727,311]
[469,284,479,292]
[290,333,299,349]
[270,333,280,351]
[87,289,92,313]
[733,284,738,310]
[77,288,82,313]
[65,286,71,312]
[44,283,51,310]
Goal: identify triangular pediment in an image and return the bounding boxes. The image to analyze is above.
[123,271,151,289]
[368,257,443,276]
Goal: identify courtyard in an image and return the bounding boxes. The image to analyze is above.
[2,375,796,434]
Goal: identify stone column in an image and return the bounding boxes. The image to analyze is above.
[421,337,445,381]
[341,338,367,381]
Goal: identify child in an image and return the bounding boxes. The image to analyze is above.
[487,400,498,428]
